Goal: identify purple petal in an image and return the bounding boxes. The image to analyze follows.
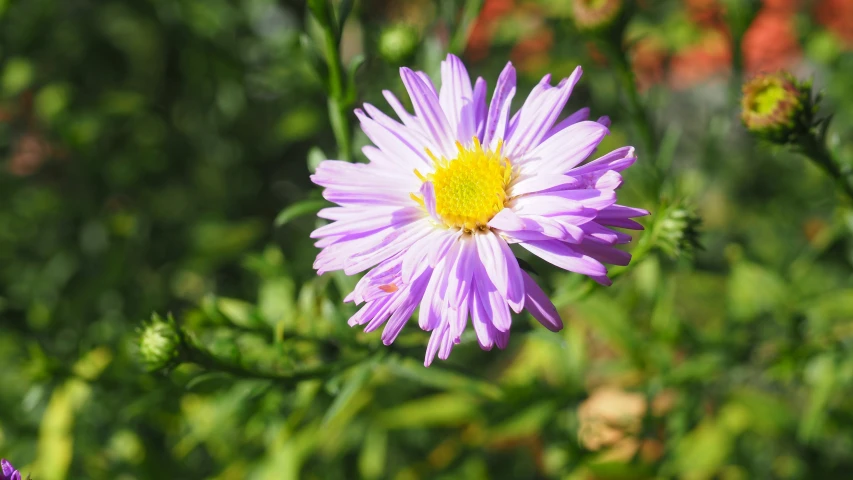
[506,67,582,158]
[439,54,474,138]
[543,107,590,141]
[400,67,455,156]
[568,146,636,176]
[576,241,632,266]
[420,182,442,223]
[521,120,608,174]
[483,62,517,149]
[475,230,525,313]
[344,219,433,275]
[520,239,607,277]
[508,173,583,197]
[521,271,563,332]
[356,108,433,171]
[473,257,513,331]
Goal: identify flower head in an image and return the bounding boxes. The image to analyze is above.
[311,54,647,365]
[1,459,22,480]
[741,72,812,143]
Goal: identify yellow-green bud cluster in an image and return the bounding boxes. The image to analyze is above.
[741,72,814,145]
[571,0,624,33]
[139,314,182,372]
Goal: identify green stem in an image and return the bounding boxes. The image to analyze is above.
[598,39,657,160]
[179,332,346,384]
[448,0,485,55]
[799,133,853,203]
[321,26,353,162]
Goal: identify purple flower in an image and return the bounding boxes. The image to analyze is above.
[311,54,648,365]
[1,459,22,480]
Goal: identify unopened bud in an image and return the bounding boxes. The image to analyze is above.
[138,314,182,372]
[741,72,813,144]
[378,25,419,64]
[658,203,702,258]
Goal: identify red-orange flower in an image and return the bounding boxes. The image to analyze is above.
[466,0,516,61]
[742,9,801,73]
[630,38,668,92]
[669,28,731,89]
[816,0,853,48]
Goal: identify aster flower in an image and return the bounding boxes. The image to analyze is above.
[1,459,22,480]
[311,54,647,365]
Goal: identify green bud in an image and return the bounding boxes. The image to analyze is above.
[571,0,624,33]
[138,313,183,371]
[378,25,419,65]
[741,72,814,145]
[657,203,702,259]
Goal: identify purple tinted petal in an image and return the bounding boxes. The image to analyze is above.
[521,120,608,174]
[344,219,433,275]
[419,240,460,330]
[425,323,448,366]
[420,181,442,223]
[474,230,524,313]
[508,174,583,197]
[521,271,563,332]
[569,146,636,176]
[470,283,495,350]
[439,54,474,137]
[506,67,582,158]
[311,207,422,238]
[2,459,17,476]
[400,67,455,156]
[444,237,476,338]
[356,108,433,171]
[543,107,590,141]
[382,89,422,131]
[576,241,632,266]
[520,239,607,277]
[473,257,512,331]
[483,62,517,149]
[467,77,488,140]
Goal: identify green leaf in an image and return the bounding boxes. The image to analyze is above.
[727,261,788,322]
[335,0,354,37]
[216,297,258,329]
[323,361,372,425]
[358,424,388,480]
[388,357,503,400]
[378,393,481,429]
[274,200,327,227]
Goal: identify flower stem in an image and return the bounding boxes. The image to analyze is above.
[598,39,657,160]
[799,133,853,203]
[176,327,348,384]
[309,0,354,162]
[448,0,485,55]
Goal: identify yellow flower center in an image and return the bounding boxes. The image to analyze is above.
[414,138,513,232]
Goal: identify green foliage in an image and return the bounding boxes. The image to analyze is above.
[2,0,853,479]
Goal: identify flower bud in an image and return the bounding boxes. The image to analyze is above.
[658,203,702,259]
[138,314,183,372]
[572,0,624,33]
[741,72,813,144]
[378,25,419,65]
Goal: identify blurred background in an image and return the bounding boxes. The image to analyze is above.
[2,0,853,478]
